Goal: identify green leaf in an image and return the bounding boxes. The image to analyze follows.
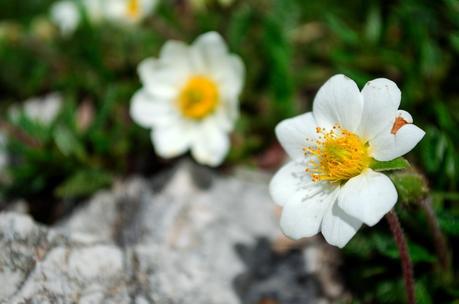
[373,234,436,263]
[262,9,295,118]
[53,125,86,159]
[370,157,410,171]
[450,32,459,54]
[408,243,437,263]
[365,5,382,43]
[343,233,373,258]
[55,170,112,199]
[375,279,405,303]
[228,5,252,49]
[415,281,433,304]
[325,14,359,45]
[437,212,459,236]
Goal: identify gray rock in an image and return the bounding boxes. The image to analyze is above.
[0,162,338,304]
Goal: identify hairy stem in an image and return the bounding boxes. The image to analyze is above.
[386,210,416,304]
[419,196,450,271]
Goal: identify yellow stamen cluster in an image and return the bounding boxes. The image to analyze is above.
[126,0,140,19]
[178,76,219,120]
[304,125,370,183]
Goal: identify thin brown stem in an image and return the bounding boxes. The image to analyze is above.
[386,210,416,304]
[419,196,450,271]
[0,118,41,149]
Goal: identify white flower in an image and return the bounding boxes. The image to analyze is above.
[82,0,105,23]
[269,74,425,248]
[50,0,81,36]
[130,32,244,166]
[104,0,158,23]
[10,93,62,125]
[50,0,156,31]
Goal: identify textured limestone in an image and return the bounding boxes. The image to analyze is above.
[0,162,339,303]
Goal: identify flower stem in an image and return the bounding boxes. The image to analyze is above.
[419,196,450,272]
[0,118,41,148]
[385,210,416,304]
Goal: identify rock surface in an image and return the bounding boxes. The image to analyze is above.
[0,162,341,303]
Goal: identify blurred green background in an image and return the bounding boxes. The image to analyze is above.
[0,0,458,302]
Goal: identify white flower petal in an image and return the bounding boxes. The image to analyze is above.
[190,32,244,98]
[312,74,363,131]
[191,121,230,166]
[159,40,192,70]
[194,31,228,54]
[338,169,397,226]
[138,58,187,99]
[41,93,62,124]
[275,112,318,160]
[23,93,62,125]
[269,159,317,206]
[130,90,177,128]
[321,201,362,248]
[140,0,157,15]
[50,0,80,36]
[83,0,106,22]
[213,55,245,98]
[370,123,425,161]
[357,78,401,140]
[280,184,338,240]
[190,31,228,73]
[397,110,413,123]
[103,0,157,23]
[207,102,238,132]
[104,0,127,21]
[151,123,193,158]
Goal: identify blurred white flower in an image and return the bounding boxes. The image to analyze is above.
[105,0,158,23]
[10,93,63,126]
[50,0,81,36]
[50,0,156,33]
[82,0,105,23]
[270,74,425,248]
[130,32,244,166]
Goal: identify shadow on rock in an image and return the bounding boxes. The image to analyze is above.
[233,238,322,304]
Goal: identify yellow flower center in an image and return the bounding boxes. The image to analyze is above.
[304,125,370,183]
[178,76,219,119]
[126,0,140,19]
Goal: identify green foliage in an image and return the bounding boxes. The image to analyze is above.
[0,0,458,302]
[437,211,459,236]
[370,157,410,172]
[55,169,112,199]
[389,171,429,205]
[373,233,436,263]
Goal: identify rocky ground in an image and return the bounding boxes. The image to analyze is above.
[0,162,345,304]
